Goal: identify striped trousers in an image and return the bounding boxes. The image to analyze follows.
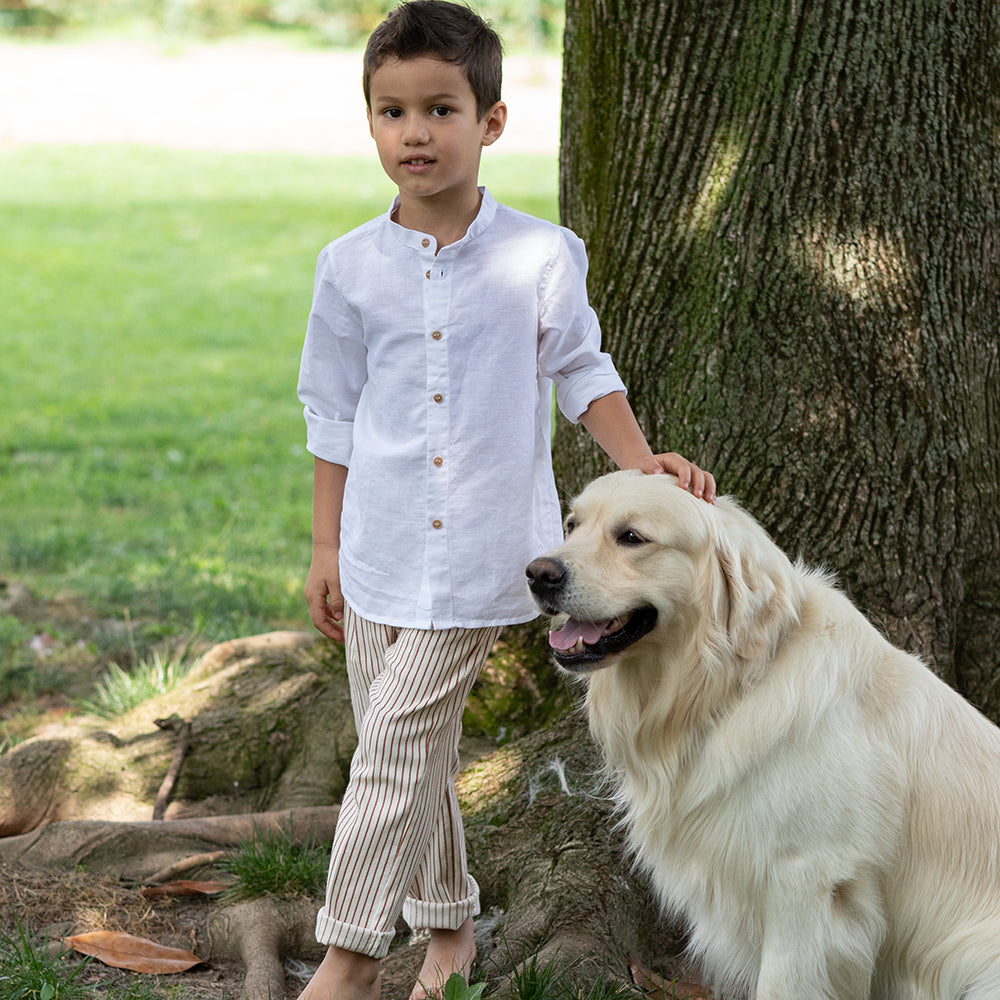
[315,605,502,958]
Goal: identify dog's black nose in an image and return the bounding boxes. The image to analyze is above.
[525,557,566,597]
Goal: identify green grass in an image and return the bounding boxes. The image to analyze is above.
[498,949,641,1000]
[78,652,195,718]
[0,920,92,1000]
[0,919,198,1000]
[218,822,331,902]
[1,145,557,642]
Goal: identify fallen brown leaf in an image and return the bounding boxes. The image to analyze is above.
[628,952,711,999]
[64,930,204,974]
[141,880,229,899]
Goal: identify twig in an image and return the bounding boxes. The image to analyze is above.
[147,850,229,885]
[152,715,192,821]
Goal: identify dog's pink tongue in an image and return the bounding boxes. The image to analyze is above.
[548,618,606,651]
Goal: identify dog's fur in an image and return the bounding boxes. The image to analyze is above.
[526,470,1000,1000]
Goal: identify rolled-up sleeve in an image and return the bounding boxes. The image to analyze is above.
[297,246,367,466]
[536,228,626,423]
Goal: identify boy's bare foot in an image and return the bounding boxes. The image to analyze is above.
[408,918,477,1000]
[299,945,381,1000]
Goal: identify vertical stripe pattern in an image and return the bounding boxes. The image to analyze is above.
[314,606,502,957]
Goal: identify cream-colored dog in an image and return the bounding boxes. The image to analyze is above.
[526,470,1000,1000]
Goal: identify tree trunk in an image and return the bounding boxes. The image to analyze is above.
[558,0,1000,710]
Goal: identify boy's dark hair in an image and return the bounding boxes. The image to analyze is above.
[363,1,503,121]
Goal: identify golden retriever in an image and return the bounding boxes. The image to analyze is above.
[526,470,1000,1000]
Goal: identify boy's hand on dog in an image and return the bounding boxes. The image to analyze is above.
[305,545,345,642]
[642,452,716,503]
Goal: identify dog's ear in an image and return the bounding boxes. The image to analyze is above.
[712,525,798,661]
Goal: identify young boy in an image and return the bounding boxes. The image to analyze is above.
[296,3,715,998]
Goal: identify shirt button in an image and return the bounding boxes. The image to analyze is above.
[432,519,443,529]
[425,269,431,279]
[433,393,443,403]
[421,238,430,248]
[433,456,443,467]
[431,330,442,340]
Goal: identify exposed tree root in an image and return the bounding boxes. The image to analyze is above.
[0,807,339,881]
[208,897,324,1000]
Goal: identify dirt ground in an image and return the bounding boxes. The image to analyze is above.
[1,864,244,997]
[0,38,560,155]
[0,862,465,998]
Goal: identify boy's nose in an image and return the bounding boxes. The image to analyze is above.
[403,121,430,145]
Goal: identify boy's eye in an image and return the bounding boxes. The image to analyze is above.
[430,106,452,117]
[383,108,403,119]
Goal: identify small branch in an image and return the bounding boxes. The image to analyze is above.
[147,850,229,885]
[152,716,192,821]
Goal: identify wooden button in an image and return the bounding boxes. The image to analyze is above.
[432,519,443,529]
[421,238,430,248]
[425,269,431,279]
[433,393,443,403]
[431,330,442,340]
[433,456,443,466]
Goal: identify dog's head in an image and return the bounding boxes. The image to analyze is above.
[526,470,801,673]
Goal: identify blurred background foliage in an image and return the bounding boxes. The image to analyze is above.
[0,0,565,48]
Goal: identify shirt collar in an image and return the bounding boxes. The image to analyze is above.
[385,187,498,252]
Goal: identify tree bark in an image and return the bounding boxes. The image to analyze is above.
[458,713,690,991]
[558,0,1000,710]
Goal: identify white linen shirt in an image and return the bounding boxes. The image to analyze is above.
[297,188,626,629]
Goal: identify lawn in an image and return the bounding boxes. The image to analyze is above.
[1,145,558,643]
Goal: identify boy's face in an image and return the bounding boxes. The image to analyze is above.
[367,56,506,215]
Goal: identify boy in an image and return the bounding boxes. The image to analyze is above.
[297,3,715,998]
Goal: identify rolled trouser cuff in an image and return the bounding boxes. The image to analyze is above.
[403,875,480,932]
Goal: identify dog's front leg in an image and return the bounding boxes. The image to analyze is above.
[754,876,885,1000]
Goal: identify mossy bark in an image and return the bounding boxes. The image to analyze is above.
[558,0,1000,710]
[0,632,357,831]
[458,712,689,989]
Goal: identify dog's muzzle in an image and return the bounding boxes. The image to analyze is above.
[525,556,658,671]
[525,556,567,614]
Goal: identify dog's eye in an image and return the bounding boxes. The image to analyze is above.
[617,529,647,547]
[564,517,577,535]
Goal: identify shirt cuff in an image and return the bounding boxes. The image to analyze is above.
[304,408,354,465]
[557,371,628,424]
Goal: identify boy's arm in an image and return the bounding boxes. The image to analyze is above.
[579,391,716,502]
[305,457,349,641]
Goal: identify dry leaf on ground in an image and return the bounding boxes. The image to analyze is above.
[628,953,711,999]
[63,930,204,973]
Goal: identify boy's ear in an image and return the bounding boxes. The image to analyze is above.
[367,105,375,139]
[481,101,507,147]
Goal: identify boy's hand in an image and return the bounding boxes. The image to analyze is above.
[305,544,345,642]
[578,394,716,503]
[640,452,716,503]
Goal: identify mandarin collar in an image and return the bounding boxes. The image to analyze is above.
[386,187,498,253]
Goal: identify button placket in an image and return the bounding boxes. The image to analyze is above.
[422,249,452,590]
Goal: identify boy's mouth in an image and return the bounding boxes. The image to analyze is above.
[402,156,436,172]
